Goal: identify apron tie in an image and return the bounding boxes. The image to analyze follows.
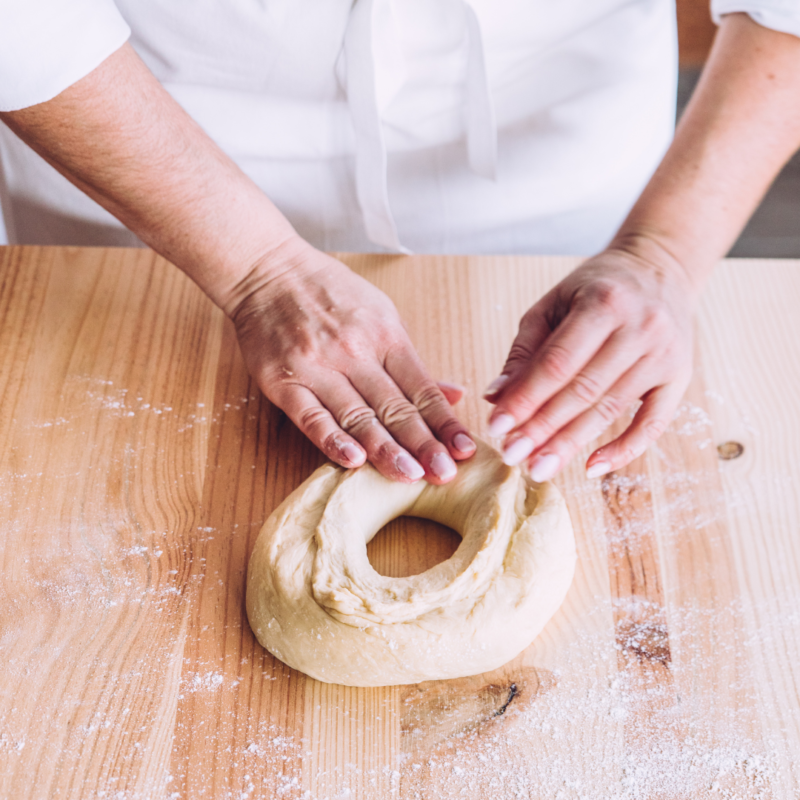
[343,0,497,253]
[462,0,498,181]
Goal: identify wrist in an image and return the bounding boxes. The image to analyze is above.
[219,235,346,329]
[606,227,710,305]
[212,232,317,321]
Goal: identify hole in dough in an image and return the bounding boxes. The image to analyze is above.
[366,516,461,578]
[246,439,576,685]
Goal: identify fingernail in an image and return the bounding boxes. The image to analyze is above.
[438,381,466,394]
[340,442,364,465]
[530,453,560,482]
[453,432,476,453]
[483,375,509,398]
[488,412,516,438]
[586,460,612,479]
[396,452,425,481]
[502,436,535,466]
[430,451,457,480]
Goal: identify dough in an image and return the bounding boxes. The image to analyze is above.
[246,439,576,687]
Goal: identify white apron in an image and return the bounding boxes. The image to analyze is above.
[0,0,678,255]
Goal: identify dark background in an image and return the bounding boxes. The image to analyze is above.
[677,0,799,257]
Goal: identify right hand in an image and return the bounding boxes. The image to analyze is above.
[484,244,696,480]
[228,238,477,484]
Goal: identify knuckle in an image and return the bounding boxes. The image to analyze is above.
[659,342,681,368]
[338,323,386,361]
[339,405,378,433]
[379,396,419,429]
[297,405,331,437]
[383,337,414,365]
[261,375,294,404]
[593,393,625,424]
[569,372,604,406]
[518,305,540,328]
[337,330,365,359]
[643,416,668,440]
[640,307,672,338]
[539,344,574,383]
[506,340,536,366]
[412,383,446,413]
[582,280,624,312]
[619,441,647,464]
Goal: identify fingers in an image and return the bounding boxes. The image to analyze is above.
[385,346,477,463]
[233,251,478,484]
[482,253,695,481]
[584,379,688,477]
[483,297,552,407]
[272,378,427,483]
[501,362,686,482]
[271,362,476,485]
[268,351,477,484]
[349,368,454,483]
[486,300,619,436]
[270,381,368,469]
[351,352,475,485]
[497,329,644,456]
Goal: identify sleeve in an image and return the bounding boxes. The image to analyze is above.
[711,0,800,37]
[0,0,131,112]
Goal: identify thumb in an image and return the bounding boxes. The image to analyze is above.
[483,295,555,404]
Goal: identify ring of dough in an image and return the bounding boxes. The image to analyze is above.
[246,439,575,687]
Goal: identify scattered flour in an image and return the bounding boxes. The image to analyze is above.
[1,387,796,799]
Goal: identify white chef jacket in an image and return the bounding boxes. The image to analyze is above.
[0,1,795,255]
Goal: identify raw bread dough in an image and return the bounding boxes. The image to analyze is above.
[246,439,576,687]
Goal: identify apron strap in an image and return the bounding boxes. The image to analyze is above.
[344,0,409,253]
[344,0,497,253]
[462,0,498,181]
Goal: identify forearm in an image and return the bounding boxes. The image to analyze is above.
[0,43,297,314]
[611,13,800,296]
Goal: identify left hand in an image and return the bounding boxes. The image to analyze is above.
[483,245,696,481]
[229,238,477,484]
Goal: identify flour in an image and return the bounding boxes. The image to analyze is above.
[388,618,777,800]
[188,594,782,800]
[2,384,796,800]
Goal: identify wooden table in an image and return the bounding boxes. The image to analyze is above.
[1,246,799,799]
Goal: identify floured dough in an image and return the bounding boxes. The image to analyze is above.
[246,439,575,686]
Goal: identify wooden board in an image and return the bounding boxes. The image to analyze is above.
[0,246,799,799]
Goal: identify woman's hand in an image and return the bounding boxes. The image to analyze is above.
[481,13,800,483]
[484,245,696,481]
[228,238,476,484]
[483,12,800,483]
[0,45,474,484]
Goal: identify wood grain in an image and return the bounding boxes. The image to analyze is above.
[0,247,798,799]
[695,260,800,795]
[0,247,222,799]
